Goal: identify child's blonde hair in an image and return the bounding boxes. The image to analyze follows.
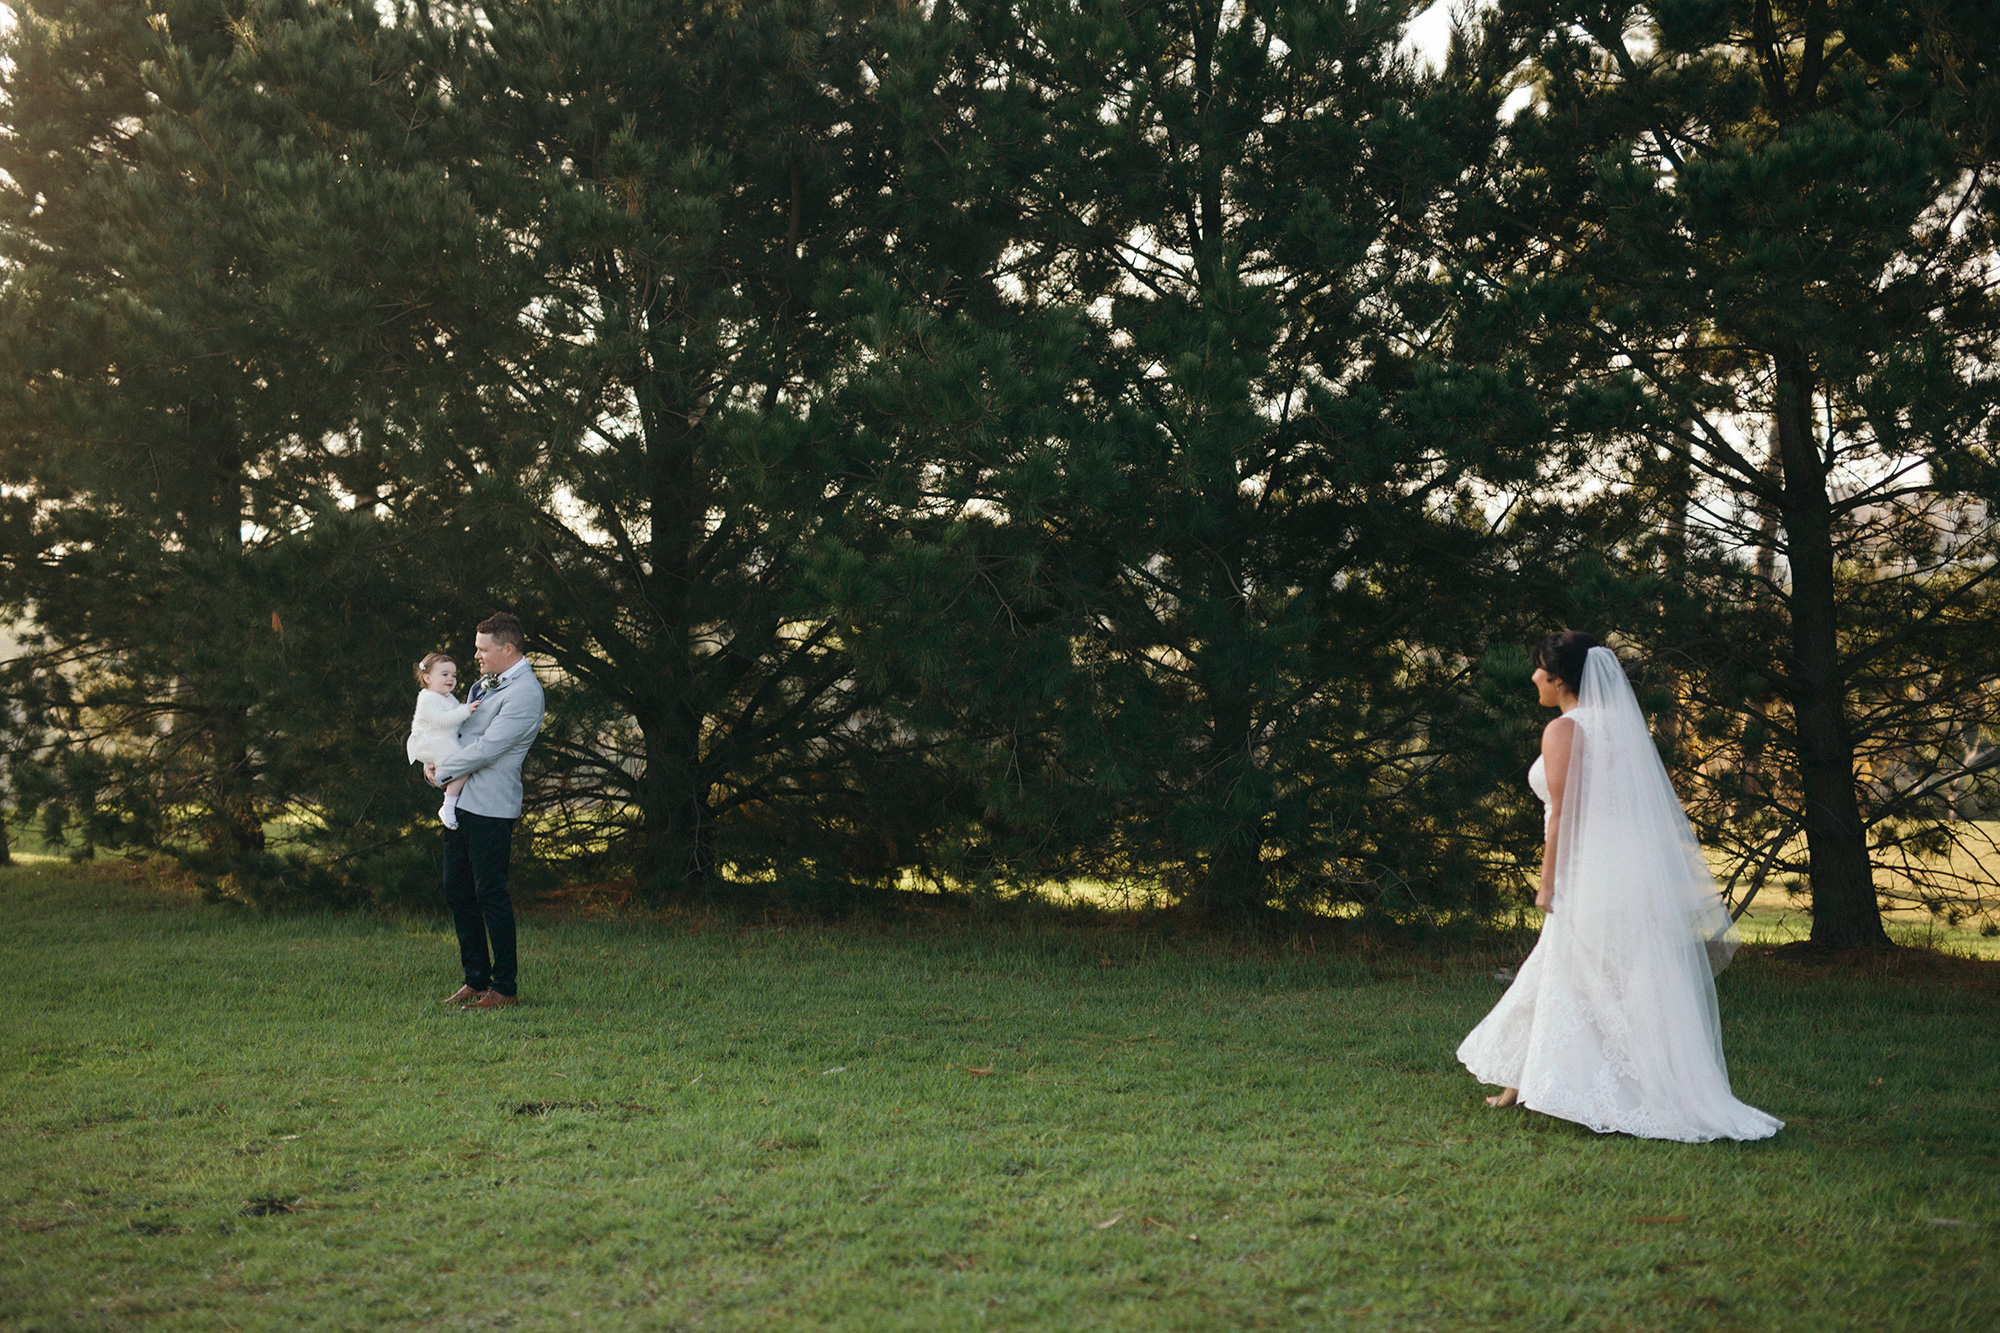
[415,651,457,685]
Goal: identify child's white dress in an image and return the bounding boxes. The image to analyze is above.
[407,689,474,766]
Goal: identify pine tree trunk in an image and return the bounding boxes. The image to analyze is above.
[635,712,712,899]
[209,737,266,854]
[1656,444,1692,750]
[1738,428,1785,818]
[202,420,264,855]
[635,392,712,900]
[1774,354,1889,949]
[1191,572,1265,917]
[1195,683,1265,919]
[1183,4,1254,918]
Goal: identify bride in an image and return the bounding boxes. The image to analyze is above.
[1458,632,1782,1142]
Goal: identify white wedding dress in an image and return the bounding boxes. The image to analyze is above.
[1457,649,1782,1143]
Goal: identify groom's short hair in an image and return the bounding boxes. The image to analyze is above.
[478,611,526,650]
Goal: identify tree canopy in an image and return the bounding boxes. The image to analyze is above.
[1,0,1994,940]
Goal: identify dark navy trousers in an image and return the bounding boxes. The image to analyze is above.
[442,811,517,996]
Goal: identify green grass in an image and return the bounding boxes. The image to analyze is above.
[2,865,1995,1331]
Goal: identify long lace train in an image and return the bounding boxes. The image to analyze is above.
[1458,909,1781,1142]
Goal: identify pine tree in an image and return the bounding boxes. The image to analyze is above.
[358,0,999,898]
[1479,0,2000,947]
[822,0,1551,915]
[0,0,489,883]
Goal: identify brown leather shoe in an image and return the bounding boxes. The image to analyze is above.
[441,984,482,1005]
[461,989,518,1010]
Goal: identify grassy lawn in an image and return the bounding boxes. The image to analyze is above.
[2,864,1995,1331]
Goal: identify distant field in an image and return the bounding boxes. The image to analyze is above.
[1734,899,2000,958]
[3,863,1994,1331]
[1719,818,2000,958]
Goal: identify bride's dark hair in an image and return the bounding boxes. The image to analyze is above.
[1532,631,1601,694]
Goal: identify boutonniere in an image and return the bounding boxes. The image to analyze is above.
[477,674,500,695]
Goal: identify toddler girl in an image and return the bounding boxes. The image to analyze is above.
[407,651,480,828]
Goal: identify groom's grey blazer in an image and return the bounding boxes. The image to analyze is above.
[435,662,546,820]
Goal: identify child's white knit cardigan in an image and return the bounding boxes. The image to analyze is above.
[406,689,474,766]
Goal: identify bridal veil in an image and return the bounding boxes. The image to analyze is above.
[1555,647,1741,977]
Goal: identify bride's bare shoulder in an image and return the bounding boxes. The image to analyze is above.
[1540,715,1579,779]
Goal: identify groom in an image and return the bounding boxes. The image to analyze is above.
[425,611,546,1010]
